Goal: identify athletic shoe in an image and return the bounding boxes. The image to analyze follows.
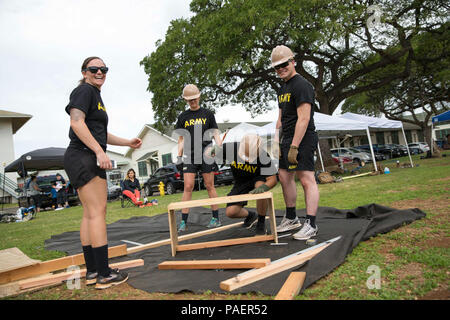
[206,217,221,228]
[55,207,64,211]
[276,216,302,233]
[85,271,98,286]
[293,219,318,240]
[95,268,128,290]
[178,220,187,232]
[243,211,258,229]
[255,220,266,235]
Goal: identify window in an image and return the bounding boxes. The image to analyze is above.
[376,132,385,145]
[162,153,172,166]
[138,161,148,177]
[391,131,399,144]
[405,130,412,143]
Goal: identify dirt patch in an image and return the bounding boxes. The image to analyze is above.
[419,286,450,300]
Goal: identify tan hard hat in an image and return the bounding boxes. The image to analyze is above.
[182,84,201,100]
[238,134,262,163]
[271,45,294,68]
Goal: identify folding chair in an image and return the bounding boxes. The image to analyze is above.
[120,180,137,208]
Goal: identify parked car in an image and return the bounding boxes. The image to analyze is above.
[331,152,353,164]
[355,144,401,160]
[213,164,234,186]
[107,181,122,200]
[408,142,429,153]
[143,163,203,196]
[18,174,79,208]
[330,147,372,164]
[385,144,409,157]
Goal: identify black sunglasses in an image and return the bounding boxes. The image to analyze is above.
[274,60,291,70]
[83,66,109,74]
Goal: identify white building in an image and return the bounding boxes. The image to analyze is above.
[0,109,32,203]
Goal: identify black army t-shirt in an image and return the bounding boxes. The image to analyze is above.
[65,83,108,152]
[278,74,316,140]
[217,142,277,185]
[175,107,218,157]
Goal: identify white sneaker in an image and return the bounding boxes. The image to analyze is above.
[293,219,318,240]
[276,216,302,233]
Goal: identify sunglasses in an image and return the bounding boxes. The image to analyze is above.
[274,60,291,70]
[83,66,109,74]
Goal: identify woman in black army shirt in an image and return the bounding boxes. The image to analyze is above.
[64,56,142,289]
[175,84,222,232]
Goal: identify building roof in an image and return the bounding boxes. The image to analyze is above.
[0,109,32,134]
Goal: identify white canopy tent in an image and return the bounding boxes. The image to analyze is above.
[221,122,261,144]
[256,113,378,171]
[339,113,414,167]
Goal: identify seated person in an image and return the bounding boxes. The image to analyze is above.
[122,169,144,205]
[206,134,278,235]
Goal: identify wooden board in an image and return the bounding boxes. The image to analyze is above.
[176,235,275,252]
[0,248,40,273]
[0,244,128,285]
[167,192,277,256]
[158,259,271,270]
[274,272,306,300]
[19,259,144,290]
[167,192,274,211]
[220,242,332,292]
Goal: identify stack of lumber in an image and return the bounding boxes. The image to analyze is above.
[0,245,143,298]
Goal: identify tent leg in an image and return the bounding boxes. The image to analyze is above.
[317,141,325,172]
[366,128,377,172]
[401,125,414,167]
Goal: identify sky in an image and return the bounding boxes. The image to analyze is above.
[0,0,281,159]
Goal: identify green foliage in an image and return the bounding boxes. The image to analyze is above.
[142,0,448,127]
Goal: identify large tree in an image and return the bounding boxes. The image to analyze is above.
[141,0,448,130]
[342,22,450,146]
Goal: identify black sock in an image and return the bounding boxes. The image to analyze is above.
[306,214,316,228]
[182,213,189,222]
[212,210,219,219]
[286,207,296,220]
[258,215,265,224]
[82,245,96,273]
[92,244,110,277]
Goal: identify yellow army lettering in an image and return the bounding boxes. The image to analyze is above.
[97,102,106,112]
[184,118,207,128]
[231,161,257,173]
[278,93,291,103]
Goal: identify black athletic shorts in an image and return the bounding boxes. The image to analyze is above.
[182,163,215,174]
[31,194,41,208]
[226,176,267,208]
[64,147,106,190]
[279,131,318,171]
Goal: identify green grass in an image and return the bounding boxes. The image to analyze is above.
[1,153,449,300]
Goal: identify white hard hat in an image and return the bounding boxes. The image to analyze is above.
[182,84,201,100]
[271,45,294,68]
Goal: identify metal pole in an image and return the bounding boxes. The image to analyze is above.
[401,125,414,167]
[317,141,325,171]
[366,128,378,172]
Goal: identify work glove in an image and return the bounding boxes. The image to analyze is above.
[249,184,270,194]
[287,145,299,165]
[176,156,183,165]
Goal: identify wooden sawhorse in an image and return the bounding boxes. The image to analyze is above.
[167,192,278,256]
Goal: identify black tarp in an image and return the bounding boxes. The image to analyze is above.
[44,204,425,295]
[5,147,66,173]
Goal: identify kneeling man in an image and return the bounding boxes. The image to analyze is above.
[208,134,278,235]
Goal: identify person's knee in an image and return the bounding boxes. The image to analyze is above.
[204,181,215,191]
[226,206,239,218]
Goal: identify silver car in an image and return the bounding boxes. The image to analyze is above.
[330,147,372,164]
